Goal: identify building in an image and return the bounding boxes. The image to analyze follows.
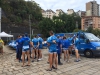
[56,9,64,16]
[41,9,46,18]
[99,4,100,16]
[81,16,100,30]
[41,9,56,19]
[67,9,74,15]
[86,0,99,16]
[77,10,86,17]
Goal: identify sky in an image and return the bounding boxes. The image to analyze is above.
[26,0,100,12]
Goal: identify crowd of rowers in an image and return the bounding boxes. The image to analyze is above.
[15,31,81,71]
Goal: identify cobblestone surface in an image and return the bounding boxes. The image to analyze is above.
[0,46,100,75]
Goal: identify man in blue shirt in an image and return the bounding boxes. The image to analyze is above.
[72,35,81,62]
[15,35,21,61]
[38,34,43,61]
[68,35,73,55]
[21,34,31,67]
[62,36,70,62]
[31,35,39,62]
[46,31,58,71]
[56,35,63,65]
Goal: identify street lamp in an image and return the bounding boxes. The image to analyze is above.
[29,15,31,39]
[32,29,34,36]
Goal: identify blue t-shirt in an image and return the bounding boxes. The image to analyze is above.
[16,38,23,49]
[73,38,79,46]
[64,39,70,48]
[22,37,30,46]
[47,35,57,51]
[67,37,73,45]
[38,37,43,45]
[32,38,39,46]
[61,39,66,48]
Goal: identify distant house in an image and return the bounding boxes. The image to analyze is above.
[67,9,74,15]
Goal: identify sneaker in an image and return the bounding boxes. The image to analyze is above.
[58,63,63,65]
[37,60,39,62]
[52,65,56,69]
[78,59,81,61]
[38,59,41,61]
[70,54,73,56]
[19,60,22,63]
[74,60,79,62]
[67,60,70,63]
[32,60,34,62]
[34,57,36,59]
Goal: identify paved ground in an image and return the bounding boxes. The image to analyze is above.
[0,46,100,75]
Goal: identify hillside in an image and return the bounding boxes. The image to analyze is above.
[0,0,42,29]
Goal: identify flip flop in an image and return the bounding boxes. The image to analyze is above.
[25,65,30,66]
[46,68,52,71]
[21,65,25,67]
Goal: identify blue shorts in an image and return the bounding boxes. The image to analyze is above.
[69,44,73,46]
[22,46,29,52]
[62,48,68,50]
[39,45,43,49]
[33,45,39,49]
[49,49,57,54]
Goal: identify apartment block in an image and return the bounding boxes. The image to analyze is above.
[67,9,74,15]
[56,9,64,16]
[41,9,56,19]
[81,16,100,30]
[86,1,99,16]
[77,10,86,17]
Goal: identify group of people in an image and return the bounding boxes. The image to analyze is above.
[16,33,43,67]
[15,31,81,71]
[46,31,81,71]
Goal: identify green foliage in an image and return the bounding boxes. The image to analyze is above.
[1,0,42,25]
[73,28,80,32]
[39,18,55,37]
[86,26,93,33]
[39,13,81,37]
[86,27,100,36]
[92,28,100,36]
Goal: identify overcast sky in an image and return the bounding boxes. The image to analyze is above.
[26,0,100,12]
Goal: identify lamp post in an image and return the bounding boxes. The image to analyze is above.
[32,29,34,36]
[29,15,31,39]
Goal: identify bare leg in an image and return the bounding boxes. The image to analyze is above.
[26,50,30,65]
[40,50,42,59]
[60,49,63,58]
[64,50,66,61]
[49,53,53,69]
[47,54,50,63]
[66,50,70,62]
[36,49,39,61]
[53,53,58,68]
[75,49,79,60]
[22,51,25,66]
[32,50,34,61]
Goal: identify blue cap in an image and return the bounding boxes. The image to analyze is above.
[25,33,28,37]
[38,34,41,37]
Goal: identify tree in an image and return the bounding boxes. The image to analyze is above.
[92,28,100,36]
[39,18,54,37]
[86,26,93,33]
[73,28,80,32]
